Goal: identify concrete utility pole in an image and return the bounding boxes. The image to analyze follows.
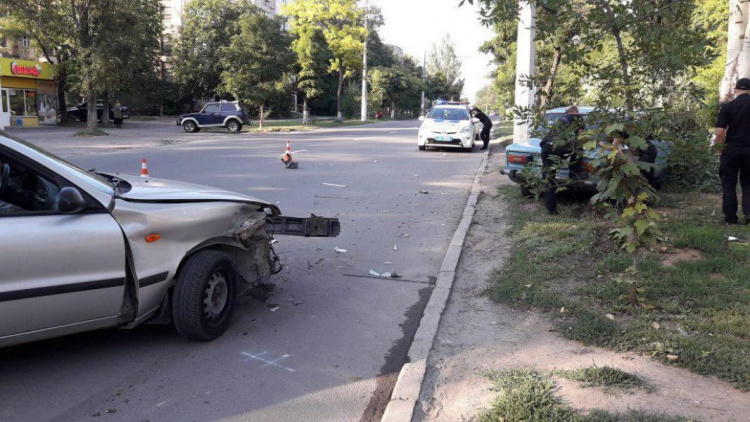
[360,2,369,122]
[513,0,536,144]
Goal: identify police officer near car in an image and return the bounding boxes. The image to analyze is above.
[715,78,750,225]
[471,107,493,150]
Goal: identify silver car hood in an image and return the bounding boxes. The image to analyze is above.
[109,174,280,214]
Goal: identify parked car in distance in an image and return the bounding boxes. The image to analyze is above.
[177,101,248,133]
[417,101,482,152]
[0,131,340,347]
[66,100,130,122]
[501,107,671,196]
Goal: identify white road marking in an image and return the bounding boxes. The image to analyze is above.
[242,351,296,372]
[323,183,346,188]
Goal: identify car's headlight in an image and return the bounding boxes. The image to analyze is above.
[460,125,472,133]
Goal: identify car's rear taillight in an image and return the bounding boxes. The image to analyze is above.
[508,153,529,164]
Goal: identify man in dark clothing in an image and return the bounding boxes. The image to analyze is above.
[540,106,585,215]
[715,78,750,225]
[471,107,493,150]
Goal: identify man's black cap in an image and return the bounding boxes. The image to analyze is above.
[736,78,750,90]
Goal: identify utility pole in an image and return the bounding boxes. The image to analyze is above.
[513,0,536,144]
[360,1,369,122]
[420,51,426,116]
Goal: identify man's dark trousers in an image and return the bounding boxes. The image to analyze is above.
[480,124,492,149]
[720,147,750,223]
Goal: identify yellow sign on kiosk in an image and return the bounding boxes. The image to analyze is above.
[0,58,56,80]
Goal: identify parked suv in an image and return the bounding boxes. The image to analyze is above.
[177,101,248,133]
[67,100,130,122]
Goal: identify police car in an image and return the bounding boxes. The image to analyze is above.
[417,102,481,152]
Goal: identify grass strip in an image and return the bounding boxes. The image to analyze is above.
[490,184,750,390]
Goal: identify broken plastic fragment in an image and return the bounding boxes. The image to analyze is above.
[268,305,280,312]
[727,236,739,242]
[335,247,347,253]
[419,190,429,194]
[369,270,381,277]
[381,272,392,278]
[393,244,398,251]
[390,272,401,278]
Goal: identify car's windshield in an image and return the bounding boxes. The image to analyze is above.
[1,133,114,195]
[427,107,470,121]
[535,112,593,135]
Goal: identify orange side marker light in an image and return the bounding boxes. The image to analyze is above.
[145,233,161,243]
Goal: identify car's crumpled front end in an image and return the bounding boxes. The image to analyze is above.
[104,174,282,323]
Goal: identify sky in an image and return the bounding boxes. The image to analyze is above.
[373,0,495,103]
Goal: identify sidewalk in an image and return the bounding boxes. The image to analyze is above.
[404,148,750,421]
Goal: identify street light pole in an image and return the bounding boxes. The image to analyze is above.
[360,2,369,122]
[513,0,536,144]
[420,51,426,116]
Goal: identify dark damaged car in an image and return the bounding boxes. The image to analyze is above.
[0,131,339,347]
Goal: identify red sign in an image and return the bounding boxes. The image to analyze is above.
[10,61,42,77]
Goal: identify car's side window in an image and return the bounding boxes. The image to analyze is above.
[203,104,220,113]
[220,104,236,112]
[0,151,61,216]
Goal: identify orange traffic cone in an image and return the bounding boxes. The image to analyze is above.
[281,140,298,169]
[141,158,150,178]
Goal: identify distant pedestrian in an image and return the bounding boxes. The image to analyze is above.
[471,107,493,150]
[715,78,750,225]
[113,101,123,129]
[540,106,585,215]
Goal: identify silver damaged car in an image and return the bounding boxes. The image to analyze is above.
[0,132,339,347]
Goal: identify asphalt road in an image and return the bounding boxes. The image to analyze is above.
[0,120,485,421]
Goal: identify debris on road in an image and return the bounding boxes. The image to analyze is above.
[419,190,429,194]
[369,270,381,277]
[268,304,280,312]
[335,247,348,253]
[315,195,350,199]
[393,244,398,251]
[323,183,346,188]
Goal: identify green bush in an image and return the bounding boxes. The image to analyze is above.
[663,110,720,192]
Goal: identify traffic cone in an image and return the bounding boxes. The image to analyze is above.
[140,158,149,178]
[281,140,298,169]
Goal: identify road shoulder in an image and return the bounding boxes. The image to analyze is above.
[412,149,750,421]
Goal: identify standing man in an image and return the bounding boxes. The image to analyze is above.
[540,106,584,215]
[715,78,750,225]
[471,107,493,150]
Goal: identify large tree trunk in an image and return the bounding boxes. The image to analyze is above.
[337,68,344,122]
[302,97,309,125]
[721,0,750,103]
[540,46,562,108]
[57,62,68,124]
[86,90,97,131]
[101,93,110,126]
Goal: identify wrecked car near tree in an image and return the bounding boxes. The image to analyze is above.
[0,132,339,347]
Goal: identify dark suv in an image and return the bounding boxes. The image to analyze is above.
[177,102,248,133]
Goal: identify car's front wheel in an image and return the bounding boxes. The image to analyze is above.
[418,145,426,151]
[172,250,237,341]
[183,121,199,133]
[226,120,242,132]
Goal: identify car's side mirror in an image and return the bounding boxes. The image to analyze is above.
[471,118,480,124]
[56,187,86,214]
[418,116,425,122]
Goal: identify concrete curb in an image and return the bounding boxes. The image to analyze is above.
[381,148,491,422]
